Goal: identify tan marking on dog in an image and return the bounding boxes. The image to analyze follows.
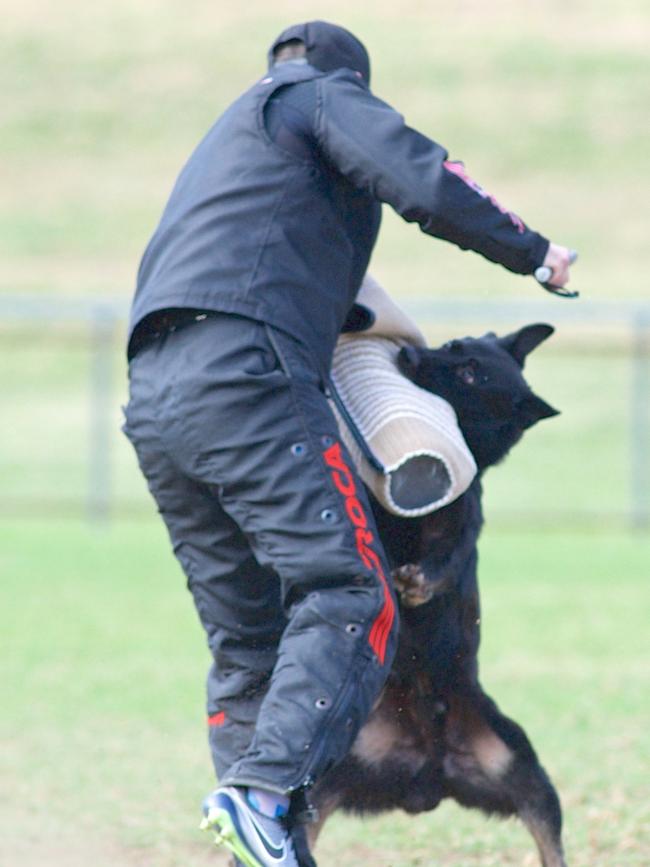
[470,727,513,777]
[351,714,401,765]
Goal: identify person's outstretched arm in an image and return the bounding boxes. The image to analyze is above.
[316,71,573,287]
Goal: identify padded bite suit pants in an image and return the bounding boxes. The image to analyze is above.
[123,313,398,794]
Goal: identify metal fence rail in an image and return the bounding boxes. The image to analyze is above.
[2,294,649,528]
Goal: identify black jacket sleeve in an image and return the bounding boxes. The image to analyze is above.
[315,72,549,275]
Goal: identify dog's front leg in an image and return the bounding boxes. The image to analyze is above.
[392,562,442,607]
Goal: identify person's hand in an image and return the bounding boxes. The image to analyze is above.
[542,243,573,288]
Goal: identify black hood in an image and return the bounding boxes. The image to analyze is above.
[268,20,370,84]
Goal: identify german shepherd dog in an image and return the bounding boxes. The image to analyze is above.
[303,323,568,867]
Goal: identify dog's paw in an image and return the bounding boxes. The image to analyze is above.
[391,563,437,607]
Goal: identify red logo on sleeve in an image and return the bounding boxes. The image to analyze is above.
[444,160,525,234]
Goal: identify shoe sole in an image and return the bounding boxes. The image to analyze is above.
[200,807,264,867]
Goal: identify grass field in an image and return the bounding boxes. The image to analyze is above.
[2,1,649,865]
[2,519,648,866]
[2,0,649,300]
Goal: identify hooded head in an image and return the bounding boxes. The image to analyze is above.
[268,20,371,84]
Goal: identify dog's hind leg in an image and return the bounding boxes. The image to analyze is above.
[442,693,567,867]
[304,792,342,854]
[512,758,567,867]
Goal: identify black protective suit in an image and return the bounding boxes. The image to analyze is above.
[124,21,549,801]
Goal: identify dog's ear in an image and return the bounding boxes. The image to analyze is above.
[500,323,555,367]
[397,345,420,380]
[517,393,560,428]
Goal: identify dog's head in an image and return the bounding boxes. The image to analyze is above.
[397,323,560,470]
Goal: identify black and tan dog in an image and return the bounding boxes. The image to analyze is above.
[306,323,568,867]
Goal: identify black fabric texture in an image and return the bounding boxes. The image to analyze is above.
[123,314,398,792]
[128,60,381,366]
[264,80,318,161]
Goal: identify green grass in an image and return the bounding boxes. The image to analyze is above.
[2,0,649,297]
[1,4,649,864]
[1,519,648,865]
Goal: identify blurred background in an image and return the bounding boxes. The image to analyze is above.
[1,2,648,865]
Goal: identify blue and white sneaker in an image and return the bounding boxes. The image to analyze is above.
[200,786,300,867]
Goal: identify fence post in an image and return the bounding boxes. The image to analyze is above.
[87,307,116,522]
[630,312,650,529]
